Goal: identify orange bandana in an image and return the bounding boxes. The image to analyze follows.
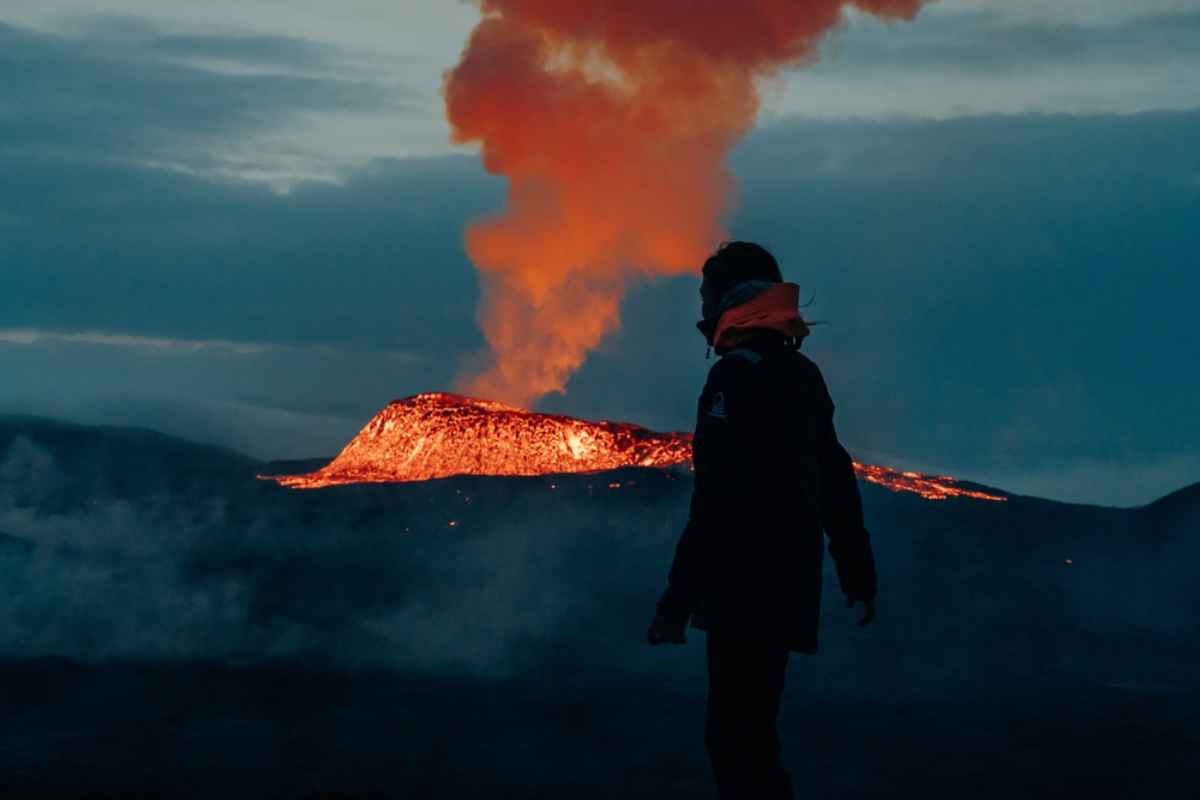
[713,282,810,350]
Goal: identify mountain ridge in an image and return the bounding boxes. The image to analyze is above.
[0,411,1196,697]
[2,413,1195,509]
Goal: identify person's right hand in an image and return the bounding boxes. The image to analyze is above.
[647,613,688,645]
[846,596,876,627]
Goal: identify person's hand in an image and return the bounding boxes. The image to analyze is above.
[846,596,876,627]
[647,613,688,645]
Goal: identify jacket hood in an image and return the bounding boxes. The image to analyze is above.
[710,282,810,352]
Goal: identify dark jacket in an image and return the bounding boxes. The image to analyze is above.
[656,334,877,654]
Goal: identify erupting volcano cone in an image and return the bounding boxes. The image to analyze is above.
[262,393,1005,502]
[267,393,691,489]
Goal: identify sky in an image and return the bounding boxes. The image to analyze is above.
[1,1,1198,505]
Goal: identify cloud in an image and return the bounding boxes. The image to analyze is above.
[764,9,1200,120]
[0,107,492,462]
[0,328,274,354]
[930,0,1200,25]
[0,431,662,674]
[0,152,497,352]
[0,328,425,362]
[4,2,1198,186]
[6,2,1198,180]
[2,1,479,66]
[0,19,412,183]
[831,10,1200,74]
[73,14,349,74]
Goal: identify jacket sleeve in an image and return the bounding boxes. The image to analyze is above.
[813,366,878,602]
[656,361,740,623]
[655,492,708,623]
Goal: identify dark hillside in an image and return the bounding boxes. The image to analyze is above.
[0,418,1196,796]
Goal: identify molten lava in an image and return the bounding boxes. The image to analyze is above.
[263,393,1005,503]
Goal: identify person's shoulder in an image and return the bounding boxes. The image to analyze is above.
[787,351,835,411]
[784,350,826,383]
[705,350,756,385]
[786,349,818,371]
[706,348,823,389]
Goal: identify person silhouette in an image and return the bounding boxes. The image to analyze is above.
[648,241,877,800]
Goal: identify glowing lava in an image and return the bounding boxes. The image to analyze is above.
[266,393,691,489]
[851,464,1006,503]
[263,392,1005,502]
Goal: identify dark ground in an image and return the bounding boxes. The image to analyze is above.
[2,659,1198,799]
[1,417,1197,798]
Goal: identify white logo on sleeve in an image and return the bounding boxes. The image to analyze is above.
[707,391,728,419]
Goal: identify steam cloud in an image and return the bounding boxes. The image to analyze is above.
[0,432,689,676]
[444,0,926,405]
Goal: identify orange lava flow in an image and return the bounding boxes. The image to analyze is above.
[850,464,1006,503]
[262,393,1005,503]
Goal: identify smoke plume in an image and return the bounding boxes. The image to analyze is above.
[444,0,926,405]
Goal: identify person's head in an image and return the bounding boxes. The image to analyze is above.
[699,241,783,321]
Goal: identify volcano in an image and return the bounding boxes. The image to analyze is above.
[262,393,1004,502]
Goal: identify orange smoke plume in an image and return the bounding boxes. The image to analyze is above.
[444,0,926,406]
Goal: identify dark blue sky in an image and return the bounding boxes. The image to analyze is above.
[1,6,1198,505]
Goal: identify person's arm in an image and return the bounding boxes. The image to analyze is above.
[656,492,709,625]
[650,477,710,644]
[812,367,878,609]
[654,361,741,628]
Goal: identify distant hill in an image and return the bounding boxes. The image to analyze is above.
[1135,481,1200,542]
[0,415,1196,695]
[0,415,257,511]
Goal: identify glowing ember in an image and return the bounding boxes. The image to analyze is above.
[262,392,1005,502]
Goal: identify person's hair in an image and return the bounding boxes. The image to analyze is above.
[701,241,783,302]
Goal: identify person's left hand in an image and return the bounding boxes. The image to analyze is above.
[846,596,876,627]
[647,613,688,645]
